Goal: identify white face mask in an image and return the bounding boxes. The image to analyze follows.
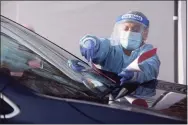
[119,31,142,50]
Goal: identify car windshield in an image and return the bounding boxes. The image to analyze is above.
[1,16,90,82]
[1,15,118,98]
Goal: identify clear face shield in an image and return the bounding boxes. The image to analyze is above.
[110,13,149,50]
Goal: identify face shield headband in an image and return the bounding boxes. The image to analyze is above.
[116,13,149,27]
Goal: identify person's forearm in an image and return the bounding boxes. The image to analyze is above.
[92,38,111,65]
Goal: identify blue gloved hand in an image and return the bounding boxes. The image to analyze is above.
[67,60,86,72]
[118,69,135,86]
[80,35,97,62]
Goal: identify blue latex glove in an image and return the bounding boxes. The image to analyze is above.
[118,70,135,86]
[80,35,97,62]
[67,60,86,72]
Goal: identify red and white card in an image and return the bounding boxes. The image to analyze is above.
[126,48,157,71]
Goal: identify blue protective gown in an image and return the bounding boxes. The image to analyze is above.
[91,37,161,84]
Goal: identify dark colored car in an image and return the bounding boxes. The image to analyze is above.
[0,15,187,124]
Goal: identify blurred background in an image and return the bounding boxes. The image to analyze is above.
[1,1,187,84]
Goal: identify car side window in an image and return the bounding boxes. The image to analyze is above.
[0,33,90,100]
